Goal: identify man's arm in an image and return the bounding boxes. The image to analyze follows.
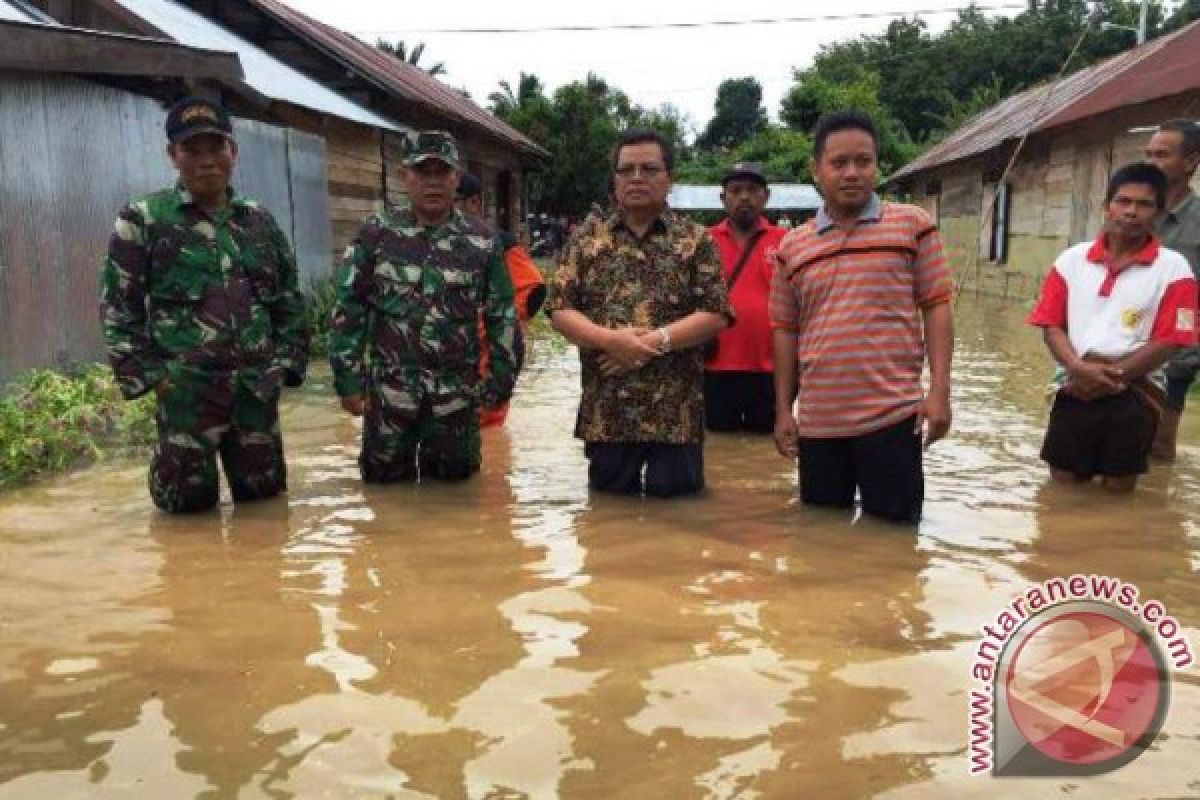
[328,219,378,414]
[266,212,309,387]
[918,302,954,447]
[545,226,662,368]
[1043,326,1126,399]
[772,329,799,459]
[1114,341,1178,382]
[482,243,520,408]
[99,203,165,400]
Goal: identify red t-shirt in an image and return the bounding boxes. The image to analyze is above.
[706,218,787,373]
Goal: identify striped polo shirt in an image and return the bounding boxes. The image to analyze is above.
[769,195,954,438]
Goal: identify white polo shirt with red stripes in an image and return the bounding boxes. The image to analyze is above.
[1028,234,1198,385]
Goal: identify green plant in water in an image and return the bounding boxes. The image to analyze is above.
[306,272,338,359]
[0,365,156,488]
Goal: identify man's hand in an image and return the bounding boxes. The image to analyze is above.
[1064,360,1125,401]
[773,413,799,459]
[597,327,663,376]
[340,394,367,416]
[914,386,952,448]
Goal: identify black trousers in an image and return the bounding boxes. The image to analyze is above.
[585,442,705,498]
[797,415,923,525]
[704,371,775,433]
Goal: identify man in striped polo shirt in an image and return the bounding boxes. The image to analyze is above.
[770,111,955,525]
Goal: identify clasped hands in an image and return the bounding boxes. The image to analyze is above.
[596,327,666,378]
[1062,358,1126,401]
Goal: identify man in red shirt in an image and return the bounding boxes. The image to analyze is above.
[705,163,787,433]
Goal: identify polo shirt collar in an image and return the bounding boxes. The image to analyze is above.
[1086,233,1160,268]
[815,193,882,233]
[713,216,770,238]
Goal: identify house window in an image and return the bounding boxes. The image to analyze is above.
[990,182,1011,264]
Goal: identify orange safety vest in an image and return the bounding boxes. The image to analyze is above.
[480,244,545,428]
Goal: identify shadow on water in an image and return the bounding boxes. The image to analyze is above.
[0,296,1198,799]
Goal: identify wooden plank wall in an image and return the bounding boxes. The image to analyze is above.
[325,117,385,255]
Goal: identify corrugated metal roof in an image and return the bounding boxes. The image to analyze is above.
[889,20,1200,184]
[241,0,548,159]
[0,0,56,23]
[668,184,821,211]
[112,0,403,132]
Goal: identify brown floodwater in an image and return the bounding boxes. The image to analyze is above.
[0,295,1197,799]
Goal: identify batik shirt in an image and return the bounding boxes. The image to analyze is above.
[546,210,734,444]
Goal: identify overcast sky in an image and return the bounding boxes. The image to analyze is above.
[287,0,1023,136]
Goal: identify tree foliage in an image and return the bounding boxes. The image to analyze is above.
[490,73,697,216]
[374,39,447,77]
[695,77,768,150]
[489,0,1199,212]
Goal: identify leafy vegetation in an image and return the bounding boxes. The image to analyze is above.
[0,366,156,487]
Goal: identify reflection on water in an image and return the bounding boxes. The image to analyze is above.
[0,296,1197,799]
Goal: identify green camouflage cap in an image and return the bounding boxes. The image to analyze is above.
[403,130,461,169]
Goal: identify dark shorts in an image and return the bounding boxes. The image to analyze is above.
[585,442,704,498]
[1040,389,1157,479]
[1165,369,1195,412]
[796,415,923,525]
[704,371,775,434]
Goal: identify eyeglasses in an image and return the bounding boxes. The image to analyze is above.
[614,163,666,178]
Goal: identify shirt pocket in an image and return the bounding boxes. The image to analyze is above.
[370,260,422,318]
[439,267,481,322]
[148,234,220,303]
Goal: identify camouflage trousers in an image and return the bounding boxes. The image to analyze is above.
[150,362,286,513]
[360,397,481,484]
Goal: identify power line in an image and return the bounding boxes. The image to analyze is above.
[353,4,1026,36]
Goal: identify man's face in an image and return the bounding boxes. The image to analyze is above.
[457,194,483,216]
[1103,182,1159,240]
[613,142,671,213]
[812,130,878,210]
[402,159,459,220]
[168,133,236,198]
[721,179,769,229]
[1145,130,1198,187]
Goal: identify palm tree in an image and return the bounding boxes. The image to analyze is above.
[374,39,447,77]
[488,73,544,117]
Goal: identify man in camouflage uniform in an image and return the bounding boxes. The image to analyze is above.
[546,129,733,497]
[329,131,520,483]
[99,97,308,513]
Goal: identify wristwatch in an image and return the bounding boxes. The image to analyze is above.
[657,326,671,353]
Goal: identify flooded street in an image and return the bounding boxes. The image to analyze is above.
[1,294,1198,799]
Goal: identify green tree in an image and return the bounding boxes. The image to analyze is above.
[695,77,769,150]
[781,69,917,176]
[374,39,447,77]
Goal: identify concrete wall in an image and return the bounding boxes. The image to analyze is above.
[911,91,1200,302]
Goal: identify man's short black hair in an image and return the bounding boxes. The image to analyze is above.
[812,110,878,160]
[1158,118,1200,159]
[612,129,674,175]
[1105,162,1168,208]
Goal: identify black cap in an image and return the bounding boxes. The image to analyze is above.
[721,162,767,187]
[456,172,483,199]
[165,97,233,144]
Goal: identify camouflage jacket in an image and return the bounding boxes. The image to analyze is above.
[545,210,734,444]
[328,206,520,417]
[99,185,309,400]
